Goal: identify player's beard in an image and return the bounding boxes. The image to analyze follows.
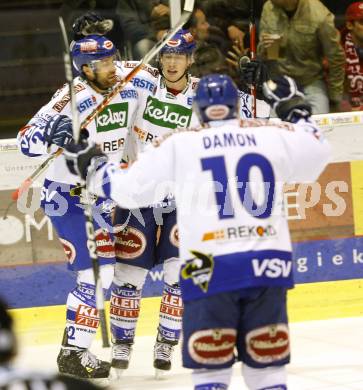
[89,73,117,93]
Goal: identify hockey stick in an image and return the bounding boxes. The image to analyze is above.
[59,16,110,348]
[12,0,195,201]
[249,0,257,118]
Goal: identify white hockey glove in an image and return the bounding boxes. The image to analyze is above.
[262,76,312,123]
[44,114,73,148]
[64,140,108,180]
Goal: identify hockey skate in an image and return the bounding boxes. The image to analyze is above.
[57,347,110,378]
[153,336,177,379]
[110,341,133,379]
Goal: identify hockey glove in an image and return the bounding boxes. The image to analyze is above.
[239,57,269,90]
[44,114,73,148]
[262,76,312,123]
[64,140,108,180]
[72,11,113,40]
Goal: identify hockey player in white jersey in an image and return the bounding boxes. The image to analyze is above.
[63,73,330,389]
[109,29,197,377]
[109,29,269,377]
[16,33,144,378]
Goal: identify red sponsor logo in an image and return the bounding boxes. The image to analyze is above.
[95,228,115,258]
[80,41,98,52]
[160,290,183,317]
[59,238,76,264]
[246,324,290,363]
[141,64,159,77]
[167,39,181,47]
[191,81,199,90]
[188,328,236,364]
[169,224,179,248]
[205,105,229,120]
[103,40,114,50]
[75,305,99,328]
[114,226,146,259]
[52,84,86,112]
[124,61,137,68]
[110,295,140,318]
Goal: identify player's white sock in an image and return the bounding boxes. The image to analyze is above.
[242,364,287,390]
[192,368,232,390]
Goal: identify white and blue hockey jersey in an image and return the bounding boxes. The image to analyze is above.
[124,61,270,155]
[17,62,151,185]
[89,118,331,301]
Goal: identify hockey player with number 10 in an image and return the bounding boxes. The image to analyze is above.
[64,73,331,389]
[109,29,269,377]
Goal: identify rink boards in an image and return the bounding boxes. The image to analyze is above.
[1,111,363,344]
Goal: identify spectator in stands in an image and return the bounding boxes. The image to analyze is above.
[185,7,210,43]
[200,0,250,48]
[258,0,345,114]
[116,0,169,59]
[0,297,103,389]
[341,2,363,111]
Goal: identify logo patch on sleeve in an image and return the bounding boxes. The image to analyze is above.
[246,323,290,363]
[188,328,236,365]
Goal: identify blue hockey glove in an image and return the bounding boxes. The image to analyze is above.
[64,140,108,180]
[262,76,312,123]
[44,115,73,148]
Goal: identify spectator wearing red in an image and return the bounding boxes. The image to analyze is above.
[341,2,363,110]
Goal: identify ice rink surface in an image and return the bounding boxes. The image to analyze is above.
[14,316,363,390]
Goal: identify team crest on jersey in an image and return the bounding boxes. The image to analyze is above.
[181,250,214,293]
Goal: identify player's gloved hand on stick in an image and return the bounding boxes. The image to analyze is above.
[64,140,108,180]
[262,75,312,123]
[239,57,269,90]
[44,114,73,148]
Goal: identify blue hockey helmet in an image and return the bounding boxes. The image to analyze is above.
[160,29,196,56]
[71,34,117,73]
[194,74,239,123]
